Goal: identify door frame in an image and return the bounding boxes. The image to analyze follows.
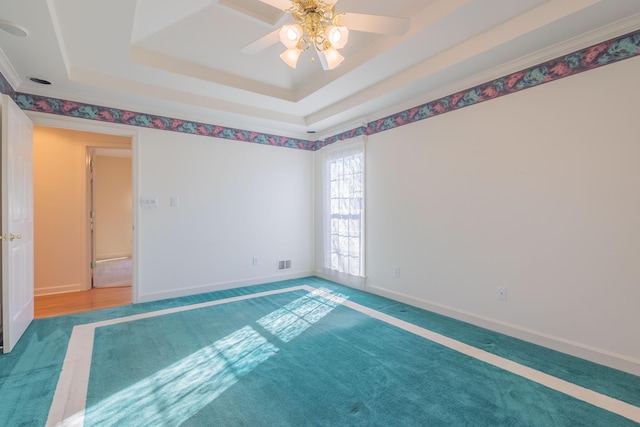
[30,113,140,303]
[87,146,133,289]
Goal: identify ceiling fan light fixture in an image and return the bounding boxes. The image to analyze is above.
[318,46,344,70]
[280,47,303,68]
[279,24,303,48]
[276,0,349,70]
[326,25,348,49]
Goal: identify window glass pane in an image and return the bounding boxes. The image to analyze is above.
[349,238,360,257]
[325,149,364,276]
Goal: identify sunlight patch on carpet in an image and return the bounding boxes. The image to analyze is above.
[84,326,277,426]
[258,287,347,343]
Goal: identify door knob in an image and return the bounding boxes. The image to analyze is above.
[9,233,22,241]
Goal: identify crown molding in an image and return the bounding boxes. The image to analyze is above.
[0,47,22,91]
[471,12,640,92]
[361,13,640,132]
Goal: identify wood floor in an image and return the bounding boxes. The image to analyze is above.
[34,286,132,318]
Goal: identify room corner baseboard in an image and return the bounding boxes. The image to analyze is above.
[136,271,316,303]
[365,284,640,377]
[35,283,83,296]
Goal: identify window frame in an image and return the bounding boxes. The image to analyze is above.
[321,138,365,279]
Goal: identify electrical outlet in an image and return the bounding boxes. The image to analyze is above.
[497,287,507,301]
[252,257,259,266]
[393,266,401,278]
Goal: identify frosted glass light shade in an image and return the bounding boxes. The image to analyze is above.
[279,24,303,48]
[326,26,348,49]
[280,47,303,68]
[319,46,344,70]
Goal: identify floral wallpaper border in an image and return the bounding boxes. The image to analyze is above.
[1,29,639,151]
[0,72,16,99]
[315,29,640,150]
[11,92,316,150]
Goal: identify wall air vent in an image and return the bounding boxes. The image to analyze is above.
[277,260,292,271]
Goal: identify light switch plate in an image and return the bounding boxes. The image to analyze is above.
[140,197,158,208]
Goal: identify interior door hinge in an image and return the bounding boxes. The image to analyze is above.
[91,261,97,269]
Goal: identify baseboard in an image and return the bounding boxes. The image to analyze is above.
[137,271,316,303]
[35,283,83,296]
[96,253,131,261]
[365,284,640,377]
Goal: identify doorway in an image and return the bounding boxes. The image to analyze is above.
[90,148,133,289]
[32,127,133,317]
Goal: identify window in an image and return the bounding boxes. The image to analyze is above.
[322,139,364,277]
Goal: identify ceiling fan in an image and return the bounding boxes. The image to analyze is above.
[242,0,410,70]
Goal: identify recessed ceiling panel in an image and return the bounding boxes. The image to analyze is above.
[131,0,213,43]
[1,0,638,138]
[218,0,286,26]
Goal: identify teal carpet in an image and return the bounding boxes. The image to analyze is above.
[1,277,639,426]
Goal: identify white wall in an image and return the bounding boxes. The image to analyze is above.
[136,129,314,302]
[316,56,640,375]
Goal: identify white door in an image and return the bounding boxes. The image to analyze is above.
[1,94,34,353]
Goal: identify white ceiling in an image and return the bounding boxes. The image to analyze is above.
[1,0,639,140]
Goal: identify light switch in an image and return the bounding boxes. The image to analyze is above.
[170,196,179,208]
[140,197,158,208]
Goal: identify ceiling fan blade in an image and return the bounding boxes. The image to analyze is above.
[256,0,292,10]
[241,28,281,54]
[339,13,410,36]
